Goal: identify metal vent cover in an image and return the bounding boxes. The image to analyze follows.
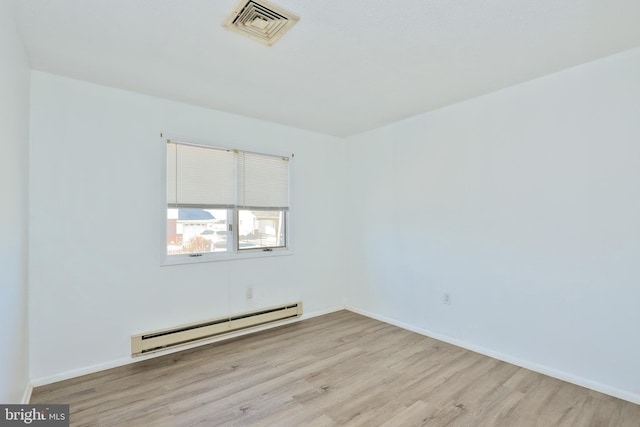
[223,0,299,46]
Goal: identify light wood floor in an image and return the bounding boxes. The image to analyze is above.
[31,310,639,426]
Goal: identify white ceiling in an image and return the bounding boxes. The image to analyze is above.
[15,0,640,137]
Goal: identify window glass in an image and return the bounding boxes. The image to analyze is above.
[238,210,286,250]
[167,208,228,255]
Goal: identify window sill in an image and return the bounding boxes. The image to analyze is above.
[162,248,293,266]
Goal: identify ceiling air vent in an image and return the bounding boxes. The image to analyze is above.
[223,0,299,46]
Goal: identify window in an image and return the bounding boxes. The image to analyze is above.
[166,140,290,261]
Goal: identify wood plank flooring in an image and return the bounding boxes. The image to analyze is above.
[31,310,640,426]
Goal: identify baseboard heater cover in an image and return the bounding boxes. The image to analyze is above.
[131,302,302,356]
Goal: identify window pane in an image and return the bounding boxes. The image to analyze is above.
[238,210,286,250]
[167,208,228,254]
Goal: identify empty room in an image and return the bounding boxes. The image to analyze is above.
[1,0,639,425]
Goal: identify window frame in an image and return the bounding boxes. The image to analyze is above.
[161,134,293,266]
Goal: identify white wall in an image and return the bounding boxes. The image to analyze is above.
[0,0,31,403]
[346,48,640,402]
[28,72,347,382]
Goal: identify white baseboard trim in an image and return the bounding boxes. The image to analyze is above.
[346,305,640,406]
[31,305,345,388]
[300,305,345,321]
[21,382,33,404]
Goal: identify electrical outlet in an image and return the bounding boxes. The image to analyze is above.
[443,293,452,305]
[246,287,254,299]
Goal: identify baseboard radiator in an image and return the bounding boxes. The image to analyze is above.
[131,302,302,356]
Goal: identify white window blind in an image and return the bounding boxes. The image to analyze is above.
[167,143,236,208]
[237,151,290,209]
[167,141,289,209]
